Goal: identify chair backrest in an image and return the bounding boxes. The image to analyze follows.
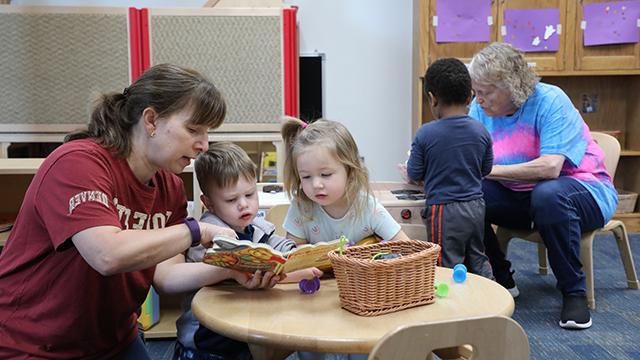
[591,131,621,180]
[264,204,290,237]
[399,223,428,241]
[368,316,529,360]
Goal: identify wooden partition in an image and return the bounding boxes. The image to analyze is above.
[0,5,297,136]
[146,7,291,133]
[0,6,131,133]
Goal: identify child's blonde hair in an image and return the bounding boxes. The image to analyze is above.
[281,117,372,219]
[194,141,256,196]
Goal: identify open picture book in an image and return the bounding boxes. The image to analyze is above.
[203,235,342,274]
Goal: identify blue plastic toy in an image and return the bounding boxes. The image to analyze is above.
[452,263,467,283]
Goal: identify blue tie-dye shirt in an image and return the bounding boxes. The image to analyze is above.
[469,82,618,222]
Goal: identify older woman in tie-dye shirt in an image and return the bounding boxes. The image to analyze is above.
[468,43,617,331]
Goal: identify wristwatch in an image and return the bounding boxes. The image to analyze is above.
[183,217,201,247]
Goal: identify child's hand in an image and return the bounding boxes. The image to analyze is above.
[397,163,424,186]
[198,223,237,248]
[279,267,323,283]
[397,163,410,183]
[233,270,284,290]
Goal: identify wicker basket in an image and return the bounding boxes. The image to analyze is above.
[617,190,638,214]
[327,239,440,316]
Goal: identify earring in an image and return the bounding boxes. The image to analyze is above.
[150,131,156,138]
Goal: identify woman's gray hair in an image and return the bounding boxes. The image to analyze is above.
[468,42,540,107]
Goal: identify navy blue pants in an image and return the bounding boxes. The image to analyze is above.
[112,332,151,360]
[483,178,604,295]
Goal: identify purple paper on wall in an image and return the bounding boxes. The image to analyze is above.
[435,0,491,43]
[504,8,560,53]
[583,0,640,46]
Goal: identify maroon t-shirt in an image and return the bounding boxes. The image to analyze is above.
[0,139,187,359]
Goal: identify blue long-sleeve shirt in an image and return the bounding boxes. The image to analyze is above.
[407,115,493,206]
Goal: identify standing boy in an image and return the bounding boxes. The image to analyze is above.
[404,58,494,279]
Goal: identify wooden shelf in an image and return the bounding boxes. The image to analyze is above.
[621,150,640,157]
[0,158,44,174]
[613,212,640,233]
[539,69,640,76]
[0,158,195,174]
[0,230,8,247]
[614,212,640,218]
[144,306,180,339]
[143,293,183,339]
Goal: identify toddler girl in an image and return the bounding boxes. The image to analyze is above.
[281,117,409,246]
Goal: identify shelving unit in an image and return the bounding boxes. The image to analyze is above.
[145,294,183,339]
[414,0,640,232]
[0,158,44,247]
[0,231,9,247]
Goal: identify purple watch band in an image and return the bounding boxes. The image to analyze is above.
[184,217,201,247]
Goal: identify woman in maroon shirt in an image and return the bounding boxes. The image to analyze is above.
[0,64,277,359]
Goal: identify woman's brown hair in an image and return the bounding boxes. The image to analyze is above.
[65,63,226,157]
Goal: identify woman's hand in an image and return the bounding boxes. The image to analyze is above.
[488,154,565,182]
[398,162,410,183]
[397,163,423,186]
[232,270,285,289]
[279,267,323,283]
[198,223,237,248]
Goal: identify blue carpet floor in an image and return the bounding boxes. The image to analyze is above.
[147,234,640,360]
[509,233,640,360]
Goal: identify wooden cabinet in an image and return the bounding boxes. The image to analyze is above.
[418,0,640,75]
[497,0,570,72]
[575,0,640,71]
[419,0,570,75]
[423,0,499,68]
[414,0,640,231]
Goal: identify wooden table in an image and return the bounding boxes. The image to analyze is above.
[192,267,515,359]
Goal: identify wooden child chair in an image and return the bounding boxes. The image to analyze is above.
[368,315,530,360]
[399,223,428,241]
[264,203,290,237]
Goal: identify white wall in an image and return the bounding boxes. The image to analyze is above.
[12,0,413,181]
[285,0,413,181]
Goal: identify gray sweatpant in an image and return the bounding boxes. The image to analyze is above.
[421,198,494,280]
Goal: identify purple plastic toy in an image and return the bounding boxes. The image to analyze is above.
[299,276,321,294]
